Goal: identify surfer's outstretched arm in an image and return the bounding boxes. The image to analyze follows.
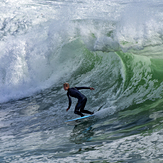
[68,94,72,108]
[75,87,95,90]
[66,93,71,111]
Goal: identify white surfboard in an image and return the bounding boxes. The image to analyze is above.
[65,115,94,125]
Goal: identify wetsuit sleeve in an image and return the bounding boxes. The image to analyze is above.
[67,92,72,108]
[75,87,90,90]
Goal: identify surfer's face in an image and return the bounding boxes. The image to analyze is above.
[64,83,69,91]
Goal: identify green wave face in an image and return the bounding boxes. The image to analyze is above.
[58,37,163,113]
[55,37,163,142]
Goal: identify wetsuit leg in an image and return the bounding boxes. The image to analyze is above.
[80,98,94,115]
[75,97,93,117]
[74,102,85,117]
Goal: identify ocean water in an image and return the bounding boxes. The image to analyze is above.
[0,0,163,162]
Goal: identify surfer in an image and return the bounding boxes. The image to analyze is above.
[63,83,94,117]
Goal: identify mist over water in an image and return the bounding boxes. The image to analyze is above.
[1,0,163,162]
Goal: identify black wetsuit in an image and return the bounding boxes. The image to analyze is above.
[67,87,93,117]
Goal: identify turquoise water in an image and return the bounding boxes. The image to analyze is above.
[0,0,163,162]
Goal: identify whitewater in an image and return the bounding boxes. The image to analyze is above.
[0,0,163,162]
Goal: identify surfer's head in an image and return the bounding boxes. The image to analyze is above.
[63,82,69,91]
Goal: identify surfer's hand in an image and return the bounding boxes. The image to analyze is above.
[90,87,94,90]
[66,108,70,111]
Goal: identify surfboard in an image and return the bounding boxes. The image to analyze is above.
[65,115,94,125]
